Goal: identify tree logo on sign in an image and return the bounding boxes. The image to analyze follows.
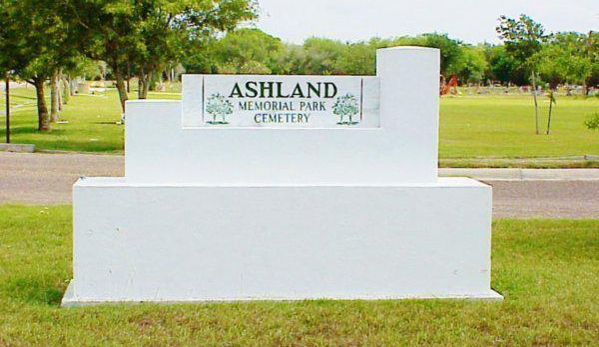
[205,93,233,125]
[333,94,360,125]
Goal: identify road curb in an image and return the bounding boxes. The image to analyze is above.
[440,168,599,181]
[2,152,598,181]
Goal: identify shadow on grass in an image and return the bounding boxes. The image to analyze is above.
[5,277,65,306]
[0,126,67,136]
[9,94,37,101]
[4,277,66,306]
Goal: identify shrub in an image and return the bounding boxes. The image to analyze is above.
[584,113,599,131]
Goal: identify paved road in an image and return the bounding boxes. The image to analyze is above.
[1,152,597,219]
[1,152,123,205]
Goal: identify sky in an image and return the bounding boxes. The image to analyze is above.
[255,0,599,44]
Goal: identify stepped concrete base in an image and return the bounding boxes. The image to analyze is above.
[63,177,501,306]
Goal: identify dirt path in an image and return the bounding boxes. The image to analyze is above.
[1,152,597,219]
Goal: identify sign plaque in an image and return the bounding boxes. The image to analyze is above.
[183,75,380,128]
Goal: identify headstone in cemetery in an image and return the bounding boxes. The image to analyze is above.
[62,47,501,306]
[76,83,90,94]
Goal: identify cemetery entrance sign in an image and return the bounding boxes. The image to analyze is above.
[182,75,380,128]
[62,47,502,306]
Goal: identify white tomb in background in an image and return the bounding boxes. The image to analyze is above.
[62,47,502,306]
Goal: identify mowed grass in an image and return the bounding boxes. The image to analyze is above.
[0,87,180,152]
[0,88,598,156]
[0,205,597,346]
[440,94,599,158]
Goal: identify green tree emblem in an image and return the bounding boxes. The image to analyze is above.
[205,94,234,124]
[333,94,360,125]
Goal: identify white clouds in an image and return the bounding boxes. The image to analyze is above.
[255,0,599,44]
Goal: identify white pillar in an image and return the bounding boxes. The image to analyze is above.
[377,47,440,181]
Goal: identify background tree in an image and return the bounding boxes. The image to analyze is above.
[299,38,348,75]
[73,1,144,112]
[497,14,549,134]
[455,45,489,85]
[419,33,465,78]
[337,41,377,75]
[537,32,596,90]
[275,43,308,75]
[1,0,81,132]
[210,28,284,74]
[534,32,598,134]
[483,44,529,85]
[73,0,256,108]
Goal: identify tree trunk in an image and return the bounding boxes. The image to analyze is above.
[114,69,128,113]
[69,76,75,96]
[60,74,70,105]
[126,61,131,93]
[546,101,553,135]
[57,71,62,111]
[149,72,158,92]
[531,71,539,135]
[546,90,555,135]
[138,70,151,99]
[33,77,50,132]
[50,74,59,122]
[57,87,62,111]
[5,73,10,143]
[138,75,145,99]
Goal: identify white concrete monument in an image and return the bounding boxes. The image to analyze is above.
[62,47,502,306]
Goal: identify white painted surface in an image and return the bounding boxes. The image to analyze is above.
[126,47,439,185]
[66,47,500,305]
[182,75,380,128]
[67,177,497,304]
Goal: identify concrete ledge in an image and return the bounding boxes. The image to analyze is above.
[0,143,35,153]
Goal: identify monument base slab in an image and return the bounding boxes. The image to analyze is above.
[61,280,502,307]
[63,177,501,306]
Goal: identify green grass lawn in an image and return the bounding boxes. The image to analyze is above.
[0,88,179,153]
[0,205,597,346]
[0,88,598,157]
[440,94,599,158]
